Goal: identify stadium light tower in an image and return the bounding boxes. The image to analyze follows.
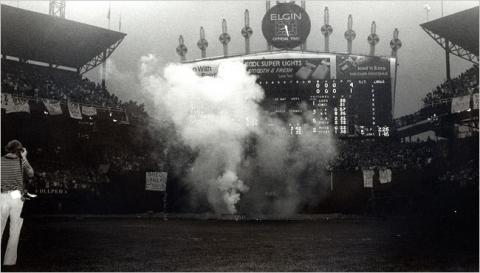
[176,35,188,62]
[219,19,231,57]
[49,0,65,18]
[344,14,356,54]
[197,27,208,58]
[241,10,253,54]
[390,28,402,117]
[424,4,431,22]
[321,7,333,52]
[368,21,379,56]
[390,28,402,58]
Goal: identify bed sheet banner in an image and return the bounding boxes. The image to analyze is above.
[379,168,392,184]
[145,172,168,191]
[43,99,63,115]
[5,95,30,114]
[362,169,374,188]
[1,93,9,109]
[451,95,471,113]
[68,101,82,119]
[472,93,478,110]
[81,106,97,116]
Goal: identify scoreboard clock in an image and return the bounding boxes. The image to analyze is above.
[262,2,311,49]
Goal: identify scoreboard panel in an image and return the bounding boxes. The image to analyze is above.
[257,78,391,137]
[188,52,396,138]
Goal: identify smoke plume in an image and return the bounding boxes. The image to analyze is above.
[140,55,336,216]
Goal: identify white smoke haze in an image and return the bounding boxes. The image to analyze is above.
[240,105,336,216]
[100,59,158,114]
[140,54,337,216]
[142,57,263,214]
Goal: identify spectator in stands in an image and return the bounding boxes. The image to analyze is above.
[329,139,440,171]
[423,65,478,106]
[1,140,34,267]
[2,60,125,109]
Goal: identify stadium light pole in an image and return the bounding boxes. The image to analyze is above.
[321,7,333,52]
[344,14,356,54]
[424,4,431,22]
[390,28,402,120]
[242,10,253,55]
[368,21,379,56]
[176,35,188,62]
[197,27,208,59]
[219,19,231,57]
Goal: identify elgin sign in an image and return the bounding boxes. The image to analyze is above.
[262,2,311,49]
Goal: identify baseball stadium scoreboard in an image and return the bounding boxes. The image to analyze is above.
[188,52,396,138]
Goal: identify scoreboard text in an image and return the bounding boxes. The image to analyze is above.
[256,78,392,137]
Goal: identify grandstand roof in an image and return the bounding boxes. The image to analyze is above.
[420,6,478,59]
[1,4,126,71]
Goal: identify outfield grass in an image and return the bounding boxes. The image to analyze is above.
[2,215,478,271]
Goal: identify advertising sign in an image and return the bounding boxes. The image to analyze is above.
[336,55,390,79]
[145,172,167,191]
[262,2,311,49]
[245,58,331,80]
[192,64,218,77]
[185,52,394,138]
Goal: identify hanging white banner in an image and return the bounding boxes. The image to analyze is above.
[451,95,471,113]
[362,169,374,188]
[68,101,82,120]
[5,95,30,114]
[43,99,63,115]
[472,93,479,110]
[379,168,392,184]
[81,105,97,116]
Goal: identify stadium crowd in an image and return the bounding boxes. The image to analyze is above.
[423,65,478,106]
[2,60,124,108]
[395,65,478,128]
[25,144,166,190]
[328,139,443,171]
[438,159,478,188]
[26,146,109,195]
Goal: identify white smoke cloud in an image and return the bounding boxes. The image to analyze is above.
[142,57,263,214]
[140,54,336,216]
[99,58,157,114]
[239,106,336,216]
